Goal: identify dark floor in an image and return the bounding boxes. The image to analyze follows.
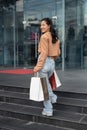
[0,69,87,94]
[58,69,87,93]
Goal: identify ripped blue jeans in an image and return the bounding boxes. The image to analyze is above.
[38,56,57,113]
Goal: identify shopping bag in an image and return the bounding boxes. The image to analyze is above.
[49,72,56,90]
[54,70,61,87]
[40,77,49,101]
[49,70,61,90]
[29,77,44,101]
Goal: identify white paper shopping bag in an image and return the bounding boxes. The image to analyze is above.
[29,77,44,101]
[54,70,61,88]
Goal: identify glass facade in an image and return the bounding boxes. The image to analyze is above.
[0,0,87,70]
[65,0,84,68]
[23,0,63,68]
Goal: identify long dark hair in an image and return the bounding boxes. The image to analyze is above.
[41,17,58,44]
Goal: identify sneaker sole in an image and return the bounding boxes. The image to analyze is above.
[42,111,53,117]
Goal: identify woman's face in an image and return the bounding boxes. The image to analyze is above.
[40,20,50,33]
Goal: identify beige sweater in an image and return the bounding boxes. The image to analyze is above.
[34,31,60,72]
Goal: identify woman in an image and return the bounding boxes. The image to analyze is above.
[34,18,60,116]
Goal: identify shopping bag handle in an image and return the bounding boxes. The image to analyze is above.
[34,72,38,77]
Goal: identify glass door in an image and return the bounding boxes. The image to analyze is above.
[0,4,17,68]
[65,0,84,69]
[23,23,39,66]
[23,0,64,69]
[2,5,15,67]
[0,0,24,68]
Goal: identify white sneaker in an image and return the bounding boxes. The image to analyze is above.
[51,96,57,104]
[42,110,53,117]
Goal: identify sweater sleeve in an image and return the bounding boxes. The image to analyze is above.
[34,35,48,72]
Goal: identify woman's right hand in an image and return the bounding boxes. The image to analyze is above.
[33,68,38,73]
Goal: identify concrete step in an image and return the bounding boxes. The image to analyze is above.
[0,115,74,130]
[0,90,87,114]
[0,102,87,130]
[56,91,87,100]
[1,84,87,100]
[0,85,87,129]
[0,85,28,93]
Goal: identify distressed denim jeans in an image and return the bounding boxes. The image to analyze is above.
[38,56,57,113]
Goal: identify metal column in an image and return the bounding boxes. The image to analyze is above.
[62,0,65,71]
[13,5,16,68]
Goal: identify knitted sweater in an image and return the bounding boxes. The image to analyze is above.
[34,31,60,72]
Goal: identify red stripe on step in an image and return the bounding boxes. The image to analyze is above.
[0,69,34,74]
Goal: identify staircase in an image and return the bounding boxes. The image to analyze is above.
[0,84,87,130]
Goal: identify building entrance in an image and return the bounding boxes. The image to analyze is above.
[0,0,87,70]
[23,0,64,69]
